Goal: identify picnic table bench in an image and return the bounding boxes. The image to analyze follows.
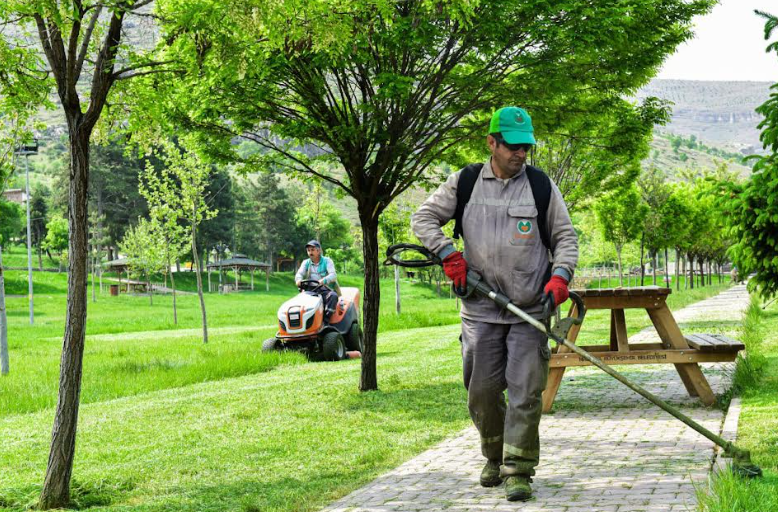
[542,287,745,412]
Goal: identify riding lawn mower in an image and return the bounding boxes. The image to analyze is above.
[262,280,363,361]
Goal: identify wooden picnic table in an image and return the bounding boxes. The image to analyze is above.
[541,286,744,413]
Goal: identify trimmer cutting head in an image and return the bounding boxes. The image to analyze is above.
[728,449,763,478]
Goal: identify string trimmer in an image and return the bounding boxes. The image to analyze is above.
[384,243,762,478]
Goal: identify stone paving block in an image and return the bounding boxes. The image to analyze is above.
[318,285,748,512]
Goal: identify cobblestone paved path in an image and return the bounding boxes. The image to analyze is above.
[321,285,750,512]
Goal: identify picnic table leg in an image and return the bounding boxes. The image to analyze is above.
[610,310,617,349]
[612,309,630,352]
[647,305,716,405]
[542,302,582,413]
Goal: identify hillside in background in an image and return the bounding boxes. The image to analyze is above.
[644,133,752,179]
[636,79,772,152]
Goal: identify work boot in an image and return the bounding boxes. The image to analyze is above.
[504,475,532,502]
[479,459,503,487]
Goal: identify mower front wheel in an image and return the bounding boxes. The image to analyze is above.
[319,331,346,361]
[262,338,279,352]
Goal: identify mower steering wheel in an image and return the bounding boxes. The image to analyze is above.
[298,279,329,292]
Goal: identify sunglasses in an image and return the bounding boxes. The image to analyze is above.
[494,135,532,152]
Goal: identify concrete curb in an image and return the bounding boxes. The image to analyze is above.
[712,396,742,476]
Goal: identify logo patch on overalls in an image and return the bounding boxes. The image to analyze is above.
[513,220,535,241]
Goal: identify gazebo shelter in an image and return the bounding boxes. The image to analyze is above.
[206,254,271,293]
[103,258,132,292]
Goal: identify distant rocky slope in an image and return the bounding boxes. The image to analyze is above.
[636,79,772,152]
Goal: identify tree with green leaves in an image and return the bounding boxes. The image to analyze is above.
[234,172,308,267]
[0,1,184,505]
[1,25,48,380]
[43,216,69,271]
[195,168,235,264]
[30,185,51,270]
[526,97,670,211]
[142,139,217,342]
[139,163,188,323]
[715,10,778,298]
[120,217,167,305]
[144,0,711,390]
[594,184,649,285]
[637,167,673,285]
[296,188,354,254]
[88,141,150,252]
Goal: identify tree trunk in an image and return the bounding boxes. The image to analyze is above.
[650,251,656,285]
[664,248,669,288]
[168,242,178,325]
[40,127,91,509]
[37,241,43,271]
[91,252,96,303]
[359,215,380,391]
[688,254,694,289]
[192,217,208,343]
[0,245,9,375]
[615,245,624,286]
[639,234,645,286]
[96,193,104,294]
[394,264,400,314]
[675,248,681,291]
[699,259,705,287]
[148,273,153,305]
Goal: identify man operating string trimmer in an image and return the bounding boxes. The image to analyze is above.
[406,107,761,502]
[412,106,578,502]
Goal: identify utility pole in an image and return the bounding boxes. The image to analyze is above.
[15,139,38,325]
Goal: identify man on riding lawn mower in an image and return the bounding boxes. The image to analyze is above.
[295,240,340,319]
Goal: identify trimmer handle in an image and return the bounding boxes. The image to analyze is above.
[542,289,585,324]
[567,291,586,325]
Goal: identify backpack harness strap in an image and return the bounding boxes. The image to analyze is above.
[453,163,552,251]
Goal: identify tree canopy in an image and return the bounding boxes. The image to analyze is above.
[720,10,778,298]
[137,0,713,391]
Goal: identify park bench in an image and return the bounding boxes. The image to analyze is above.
[542,287,746,412]
[683,333,745,353]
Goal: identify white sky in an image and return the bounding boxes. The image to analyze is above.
[658,0,778,82]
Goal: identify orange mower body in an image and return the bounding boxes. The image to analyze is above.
[263,285,363,361]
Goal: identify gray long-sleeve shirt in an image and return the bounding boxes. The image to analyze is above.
[411,160,578,323]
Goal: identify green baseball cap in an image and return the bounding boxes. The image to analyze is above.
[489,107,536,145]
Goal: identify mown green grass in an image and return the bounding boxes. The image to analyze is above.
[0,324,470,512]
[696,298,778,511]
[0,259,735,510]
[0,243,59,270]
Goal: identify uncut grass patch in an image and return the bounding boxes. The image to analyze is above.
[0,272,462,416]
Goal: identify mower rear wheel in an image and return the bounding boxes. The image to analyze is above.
[262,338,279,352]
[319,331,346,361]
[346,323,363,353]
